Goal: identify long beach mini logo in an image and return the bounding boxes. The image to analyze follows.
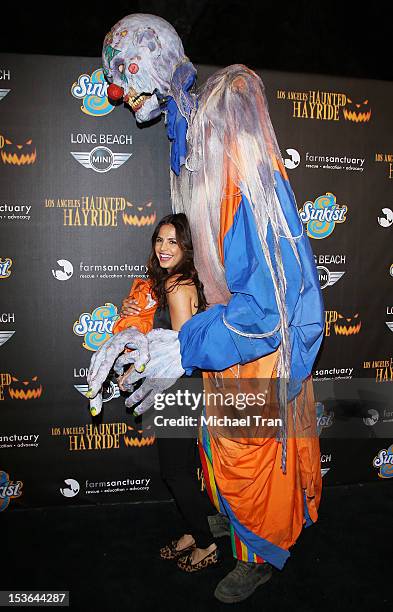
[372,445,393,479]
[74,380,120,403]
[73,303,119,351]
[71,146,132,173]
[317,266,345,290]
[299,193,347,239]
[0,89,10,102]
[71,69,114,117]
[0,316,14,346]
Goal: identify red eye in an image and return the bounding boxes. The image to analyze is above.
[128,63,139,74]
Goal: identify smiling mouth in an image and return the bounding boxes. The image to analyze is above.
[124,89,151,112]
[159,254,172,261]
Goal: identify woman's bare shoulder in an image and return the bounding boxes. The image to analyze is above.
[165,275,195,294]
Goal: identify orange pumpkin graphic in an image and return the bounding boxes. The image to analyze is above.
[8,375,43,400]
[343,99,371,123]
[334,313,361,336]
[123,201,156,227]
[0,135,37,165]
[123,424,155,447]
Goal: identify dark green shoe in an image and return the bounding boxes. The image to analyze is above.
[208,513,231,538]
[214,560,272,603]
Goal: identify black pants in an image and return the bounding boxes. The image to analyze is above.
[157,436,216,548]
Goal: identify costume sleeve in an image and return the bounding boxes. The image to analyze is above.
[178,171,324,387]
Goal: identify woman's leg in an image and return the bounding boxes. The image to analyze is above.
[157,436,216,549]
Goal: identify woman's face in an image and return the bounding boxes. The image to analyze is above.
[155,223,183,271]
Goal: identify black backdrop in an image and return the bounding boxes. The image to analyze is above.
[1,54,392,511]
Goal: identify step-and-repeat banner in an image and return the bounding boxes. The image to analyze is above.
[1,54,392,511]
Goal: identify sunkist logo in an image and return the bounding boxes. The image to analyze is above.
[299,193,347,239]
[73,303,119,351]
[71,69,114,117]
[0,258,12,279]
[0,470,23,511]
[0,135,36,165]
[373,445,393,478]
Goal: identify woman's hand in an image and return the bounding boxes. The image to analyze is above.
[121,297,141,316]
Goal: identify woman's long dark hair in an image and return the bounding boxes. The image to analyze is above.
[147,213,207,311]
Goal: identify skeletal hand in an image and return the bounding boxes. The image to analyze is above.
[123,328,185,415]
[87,327,149,402]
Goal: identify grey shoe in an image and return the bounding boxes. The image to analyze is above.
[214,559,273,603]
[208,513,231,538]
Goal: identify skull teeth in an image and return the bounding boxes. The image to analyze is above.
[128,92,150,110]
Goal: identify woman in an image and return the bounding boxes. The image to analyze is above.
[121,213,218,572]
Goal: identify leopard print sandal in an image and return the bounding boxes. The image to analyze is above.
[160,539,196,560]
[177,547,219,572]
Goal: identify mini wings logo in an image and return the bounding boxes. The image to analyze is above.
[71,146,132,173]
[343,98,371,123]
[299,193,347,239]
[373,445,393,478]
[71,68,114,117]
[123,201,156,227]
[0,331,15,347]
[73,303,119,351]
[317,266,345,290]
[75,380,120,402]
[8,375,43,400]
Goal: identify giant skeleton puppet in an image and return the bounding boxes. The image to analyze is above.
[88,13,324,599]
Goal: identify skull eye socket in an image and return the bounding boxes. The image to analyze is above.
[347,98,352,104]
[128,63,139,74]
[26,139,32,145]
[32,376,38,381]
[12,376,18,382]
[5,139,12,145]
[363,100,368,105]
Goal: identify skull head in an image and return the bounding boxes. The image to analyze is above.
[102,13,186,123]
